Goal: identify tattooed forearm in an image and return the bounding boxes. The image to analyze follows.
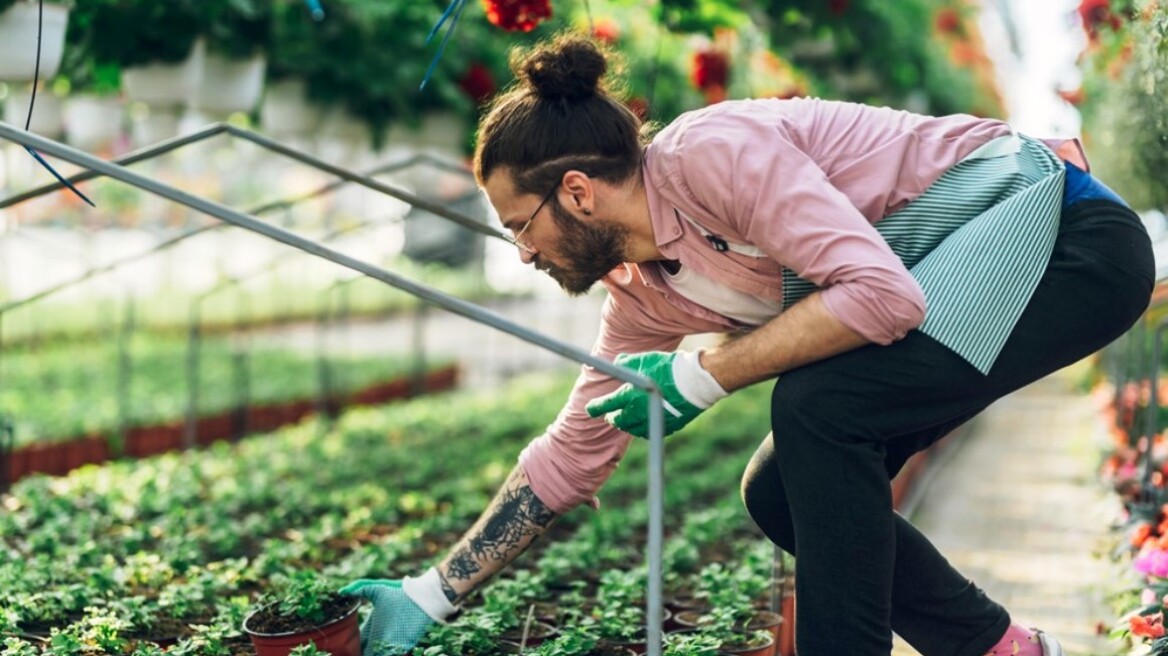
[436,465,561,604]
[465,485,556,562]
[438,571,459,603]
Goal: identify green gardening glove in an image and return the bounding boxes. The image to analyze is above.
[585,350,727,438]
[340,569,456,656]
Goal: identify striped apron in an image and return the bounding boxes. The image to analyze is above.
[781,134,1066,374]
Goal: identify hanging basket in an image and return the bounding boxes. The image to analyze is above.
[122,39,205,108]
[0,2,69,82]
[191,51,267,115]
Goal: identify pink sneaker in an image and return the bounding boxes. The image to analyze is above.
[985,624,1064,656]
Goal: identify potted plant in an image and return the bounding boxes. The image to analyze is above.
[83,0,203,107]
[56,2,124,152]
[481,580,557,648]
[189,0,271,116]
[242,571,361,656]
[259,0,323,137]
[0,0,71,81]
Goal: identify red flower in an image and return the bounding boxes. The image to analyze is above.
[692,50,730,91]
[1130,612,1166,639]
[827,0,850,16]
[458,63,496,104]
[935,8,961,34]
[1079,0,1123,41]
[592,17,620,44]
[482,0,552,32]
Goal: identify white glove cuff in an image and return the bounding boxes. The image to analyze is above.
[402,568,459,623]
[672,349,728,409]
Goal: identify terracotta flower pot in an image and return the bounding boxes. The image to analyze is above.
[778,592,795,656]
[243,600,361,656]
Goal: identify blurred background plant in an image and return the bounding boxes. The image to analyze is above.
[1074,0,1168,211]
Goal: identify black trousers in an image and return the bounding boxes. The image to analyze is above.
[740,200,1155,656]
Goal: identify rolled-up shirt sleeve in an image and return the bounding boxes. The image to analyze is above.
[674,118,926,344]
[518,291,683,514]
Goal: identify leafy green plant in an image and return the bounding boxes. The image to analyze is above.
[202,0,270,59]
[662,630,721,656]
[289,643,332,656]
[1,637,42,656]
[267,570,339,626]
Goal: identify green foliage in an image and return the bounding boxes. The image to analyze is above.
[1,372,779,653]
[662,630,721,656]
[202,0,271,58]
[1080,1,1168,210]
[0,332,441,445]
[267,570,339,625]
[289,641,333,656]
[82,0,203,67]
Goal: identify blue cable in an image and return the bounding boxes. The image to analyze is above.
[420,0,469,91]
[22,0,94,207]
[304,0,325,21]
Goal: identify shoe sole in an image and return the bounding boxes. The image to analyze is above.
[1037,631,1065,656]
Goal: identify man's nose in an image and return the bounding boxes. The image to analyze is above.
[519,247,537,265]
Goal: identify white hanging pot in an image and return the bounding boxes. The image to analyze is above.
[259,78,322,136]
[0,2,69,82]
[62,95,125,152]
[4,85,64,139]
[191,51,267,115]
[121,39,205,108]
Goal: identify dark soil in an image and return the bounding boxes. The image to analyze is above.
[245,595,358,635]
[127,614,205,643]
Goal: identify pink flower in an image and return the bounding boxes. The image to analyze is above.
[1134,546,1168,578]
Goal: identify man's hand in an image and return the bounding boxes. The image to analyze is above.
[340,570,455,655]
[585,350,727,438]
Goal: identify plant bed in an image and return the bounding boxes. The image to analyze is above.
[6,364,461,481]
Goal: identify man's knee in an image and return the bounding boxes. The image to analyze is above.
[741,434,796,551]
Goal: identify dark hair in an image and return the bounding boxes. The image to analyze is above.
[473,33,645,194]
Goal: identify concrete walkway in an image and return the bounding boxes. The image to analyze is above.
[893,367,1121,656]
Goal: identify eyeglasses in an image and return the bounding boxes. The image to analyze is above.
[507,185,557,254]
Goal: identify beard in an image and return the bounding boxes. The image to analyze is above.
[537,198,631,296]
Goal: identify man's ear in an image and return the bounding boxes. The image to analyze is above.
[560,170,595,216]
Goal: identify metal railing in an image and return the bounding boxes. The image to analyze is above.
[0,121,672,655]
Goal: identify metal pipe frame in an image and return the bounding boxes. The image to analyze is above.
[1,152,483,315]
[0,123,504,241]
[0,122,670,655]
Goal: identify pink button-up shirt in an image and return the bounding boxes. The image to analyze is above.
[519,98,1014,514]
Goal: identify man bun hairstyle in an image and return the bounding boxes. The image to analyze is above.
[473,32,644,195]
[520,34,607,102]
